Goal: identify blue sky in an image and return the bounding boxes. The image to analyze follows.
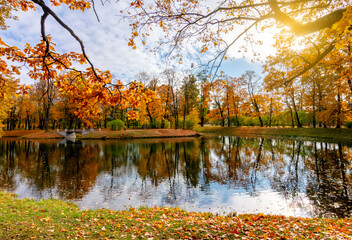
[3,1,272,85]
[220,59,263,77]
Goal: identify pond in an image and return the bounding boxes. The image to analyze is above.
[0,136,351,218]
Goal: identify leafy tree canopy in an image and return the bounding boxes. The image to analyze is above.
[125,0,351,78]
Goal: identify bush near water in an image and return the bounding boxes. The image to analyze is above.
[107,119,125,131]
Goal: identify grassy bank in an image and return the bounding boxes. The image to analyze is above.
[79,129,200,139]
[197,126,352,142]
[2,130,64,139]
[2,130,44,137]
[3,127,352,141]
[1,191,351,239]
[1,129,200,139]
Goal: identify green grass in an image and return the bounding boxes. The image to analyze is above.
[1,191,352,239]
[197,126,352,142]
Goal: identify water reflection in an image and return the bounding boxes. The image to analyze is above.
[0,136,351,218]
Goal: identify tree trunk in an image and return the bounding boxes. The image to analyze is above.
[174,105,179,129]
[26,111,31,130]
[235,115,240,126]
[200,108,205,127]
[146,107,154,128]
[104,114,107,129]
[286,101,295,127]
[336,91,342,128]
[183,106,186,130]
[292,97,302,128]
[17,117,21,129]
[219,110,225,127]
[258,116,264,127]
[312,84,316,128]
[294,110,302,128]
[227,107,230,127]
[252,99,263,127]
[269,97,273,127]
[44,102,51,132]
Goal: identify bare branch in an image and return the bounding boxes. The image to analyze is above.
[209,20,262,81]
[91,0,101,22]
[31,0,102,81]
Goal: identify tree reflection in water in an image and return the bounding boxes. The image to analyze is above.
[0,136,351,218]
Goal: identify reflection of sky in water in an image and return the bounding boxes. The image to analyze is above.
[12,171,312,217]
[74,173,312,217]
[12,174,59,200]
[1,137,351,218]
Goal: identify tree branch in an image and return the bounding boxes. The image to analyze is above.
[31,0,102,81]
[285,41,335,84]
[269,0,345,35]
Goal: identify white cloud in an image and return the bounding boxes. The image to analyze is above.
[3,1,274,85]
[3,1,165,85]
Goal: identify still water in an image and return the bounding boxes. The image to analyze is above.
[0,136,351,218]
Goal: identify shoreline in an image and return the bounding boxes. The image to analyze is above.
[1,129,201,139]
[197,126,352,142]
[0,191,351,239]
[2,127,352,142]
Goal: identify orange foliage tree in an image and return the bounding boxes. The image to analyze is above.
[125,0,350,77]
[264,21,352,128]
[0,0,156,131]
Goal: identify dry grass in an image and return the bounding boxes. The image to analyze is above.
[80,129,200,139]
[13,130,64,139]
[2,130,42,137]
[2,129,200,139]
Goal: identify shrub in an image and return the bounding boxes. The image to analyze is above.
[209,119,217,126]
[107,119,125,131]
[163,120,171,129]
[184,120,193,129]
[184,109,200,130]
[344,121,352,128]
[149,118,162,129]
[243,117,257,126]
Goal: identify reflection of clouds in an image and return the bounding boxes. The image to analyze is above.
[2,137,352,218]
[228,191,312,217]
[13,174,59,201]
[82,138,352,217]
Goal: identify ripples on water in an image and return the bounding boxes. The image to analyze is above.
[0,136,351,218]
